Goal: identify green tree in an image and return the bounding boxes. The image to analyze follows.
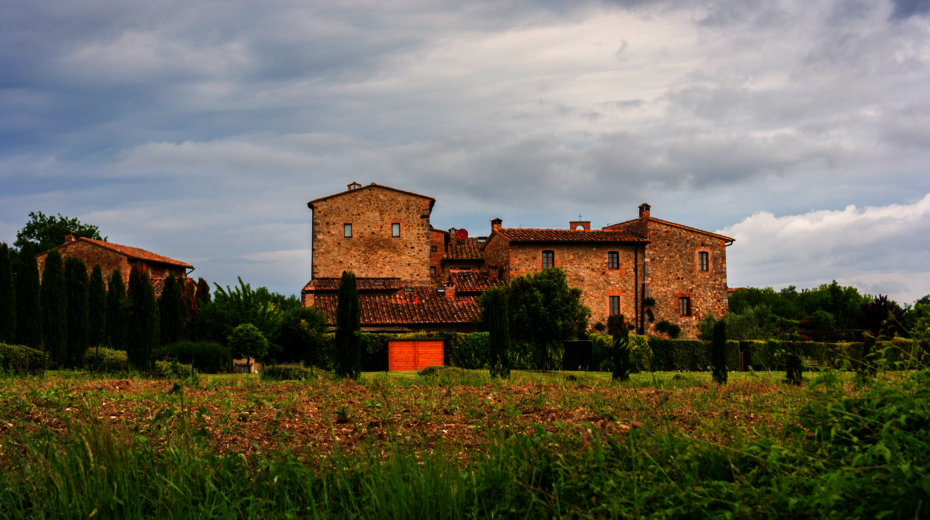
[64,257,89,368]
[227,323,270,362]
[274,306,328,364]
[199,277,283,344]
[41,250,67,367]
[725,304,776,340]
[335,271,361,379]
[0,243,15,343]
[87,265,107,353]
[126,267,158,371]
[481,287,511,378]
[106,270,126,351]
[15,244,42,349]
[711,319,728,385]
[508,267,589,371]
[609,315,630,382]
[159,274,185,345]
[13,211,105,255]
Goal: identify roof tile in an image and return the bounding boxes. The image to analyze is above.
[493,228,647,243]
[80,238,193,268]
[443,237,484,260]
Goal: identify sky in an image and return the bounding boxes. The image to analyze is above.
[1,0,929,304]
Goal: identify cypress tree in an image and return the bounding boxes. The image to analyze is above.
[106,269,126,351]
[88,265,107,354]
[64,257,89,369]
[196,278,211,305]
[486,287,511,378]
[335,270,361,379]
[126,267,159,370]
[711,319,728,385]
[181,278,198,341]
[609,315,631,382]
[41,250,67,368]
[159,273,184,345]
[0,243,15,344]
[15,244,42,350]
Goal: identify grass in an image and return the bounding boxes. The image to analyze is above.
[0,367,926,518]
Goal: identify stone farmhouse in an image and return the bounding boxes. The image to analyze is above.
[301,182,734,338]
[36,231,194,297]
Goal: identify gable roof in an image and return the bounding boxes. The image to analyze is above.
[491,228,648,244]
[443,237,484,260]
[302,277,401,291]
[307,183,436,212]
[312,287,479,326]
[604,217,734,243]
[450,270,505,293]
[49,238,193,269]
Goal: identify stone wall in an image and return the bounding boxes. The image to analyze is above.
[429,229,446,281]
[311,186,433,283]
[37,241,186,285]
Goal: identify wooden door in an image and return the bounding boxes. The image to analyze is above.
[388,340,445,371]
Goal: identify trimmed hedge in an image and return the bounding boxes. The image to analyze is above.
[0,343,44,374]
[261,365,310,381]
[648,338,740,372]
[84,347,128,373]
[740,339,929,371]
[153,341,232,374]
[154,360,194,379]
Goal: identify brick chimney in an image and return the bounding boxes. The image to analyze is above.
[64,230,76,243]
[491,218,502,233]
[488,266,499,280]
[569,220,590,231]
[638,203,651,219]
[445,281,456,299]
[347,181,361,190]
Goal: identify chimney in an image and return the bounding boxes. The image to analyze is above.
[64,230,76,243]
[638,203,651,219]
[445,281,456,299]
[490,218,502,233]
[569,220,590,231]
[347,181,362,190]
[488,266,499,280]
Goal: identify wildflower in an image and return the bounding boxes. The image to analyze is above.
[631,421,643,428]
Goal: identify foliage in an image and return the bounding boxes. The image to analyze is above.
[783,342,803,384]
[508,267,589,371]
[334,271,361,379]
[180,279,198,341]
[106,270,126,351]
[726,304,776,340]
[159,274,186,345]
[261,364,310,381]
[913,303,930,340]
[199,277,283,345]
[64,256,89,369]
[13,211,105,258]
[14,244,42,350]
[87,265,107,349]
[153,341,231,374]
[0,243,15,344]
[0,343,44,373]
[653,320,681,339]
[84,347,128,373]
[729,281,871,332]
[273,306,328,364]
[227,324,269,362]
[649,337,740,372]
[710,320,727,384]
[857,294,906,338]
[126,267,158,371]
[482,287,511,378]
[609,315,631,381]
[41,249,67,368]
[154,359,194,379]
[195,278,211,305]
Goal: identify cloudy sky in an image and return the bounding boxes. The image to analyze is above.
[2,0,929,303]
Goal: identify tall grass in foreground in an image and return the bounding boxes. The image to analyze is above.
[1,368,927,519]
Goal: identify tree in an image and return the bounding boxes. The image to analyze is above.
[508,267,589,371]
[199,277,283,344]
[41,250,67,367]
[335,270,361,379]
[106,269,126,351]
[711,319,728,385]
[159,274,185,345]
[13,211,105,256]
[609,315,630,382]
[857,294,906,339]
[274,306,328,364]
[64,256,89,368]
[228,323,270,362]
[196,278,211,305]
[481,287,511,378]
[126,267,158,370]
[0,243,15,343]
[180,279,198,341]
[15,244,42,349]
[88,265,107,353]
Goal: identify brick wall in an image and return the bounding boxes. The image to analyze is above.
[311,186,433,283]
[429,229,446,281]
[37,241,131,283]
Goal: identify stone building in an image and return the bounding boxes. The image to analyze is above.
[301,183,733,337]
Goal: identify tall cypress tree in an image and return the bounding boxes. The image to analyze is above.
[181,278,198,341]
[127,267,158,370]
[335,270,361,379]
[196,278,211,305]
[88,265,107,353]
[106,269,126,351]
[485,287,511,378]
[0,243,15,344]
[15,244,42,350]
[64,257,89,369]
[41,250,67,368]
[159,273,184,345]
[609,315,631,382]
[711,319,728,385]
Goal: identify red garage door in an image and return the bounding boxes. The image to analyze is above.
[388,340,444,371]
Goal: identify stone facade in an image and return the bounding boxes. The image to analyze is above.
[36,236,190,287]
[309,183,434,283]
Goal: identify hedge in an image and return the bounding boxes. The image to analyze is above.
[740,339,929,371]
[152,341,232,374]
[154,360,195,379]
[0,343,44,374]
[261,365,310,381]
[648,338,740,372]
[84,347,129,373]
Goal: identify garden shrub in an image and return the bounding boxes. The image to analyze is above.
[711,320,727,384]
[0,343,44,374]
[153,341,231,374]
[261,364,309,381]
[84,347,128,373]
[154,360,194,379]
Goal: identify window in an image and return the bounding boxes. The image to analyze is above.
[344,223,352,238]
[430,266,436,276]
[679,297,691,316]
[542,250,555,268]
[392,223,400,237]
[608,251,619,270]
[698,252,709,272]
[609,296,620,316]
[431,246,437,252]
[457,296,468,302]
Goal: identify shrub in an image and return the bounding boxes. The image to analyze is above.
[153,341,231,374]
[608,315,631,381]
[261,364,309,381]
[784,342,803,384]
[654,320,681,339]
[227,324,269,362]
[0,343,44,374]
[84,347,128,373]
[711,320,727,384]
[154,360,194,379]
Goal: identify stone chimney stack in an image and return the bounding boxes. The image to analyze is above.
[638,203,651,219]
[445,281,456,299]
[491,218,502,233]
[64,230,76,244]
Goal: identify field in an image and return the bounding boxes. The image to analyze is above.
[0,368,926,518]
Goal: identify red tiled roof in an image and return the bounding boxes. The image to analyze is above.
[450,270,505,293]
[303,278,401,291]
[492,228,647,243]
[312,289,480,326]
[78,238,194,268]
[443,237,484,260]
[604,217,734,243]
[307,183,436,212]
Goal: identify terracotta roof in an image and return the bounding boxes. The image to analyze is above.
[604,217,734,243]
[450,270,505,293]
[443,237,484,260]
[303,278,401,292]
[492,228,648,243]
[73,238,194,268]
[307,183,436,212]
[312,289,480,326]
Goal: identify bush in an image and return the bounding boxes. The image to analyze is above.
[154,360,194,379]
[711,320,727,384]
[84,347,128,373]
[261,364,309,381]
[654,320,681,339]
[153,341,231,374]
[0,343,44,374]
